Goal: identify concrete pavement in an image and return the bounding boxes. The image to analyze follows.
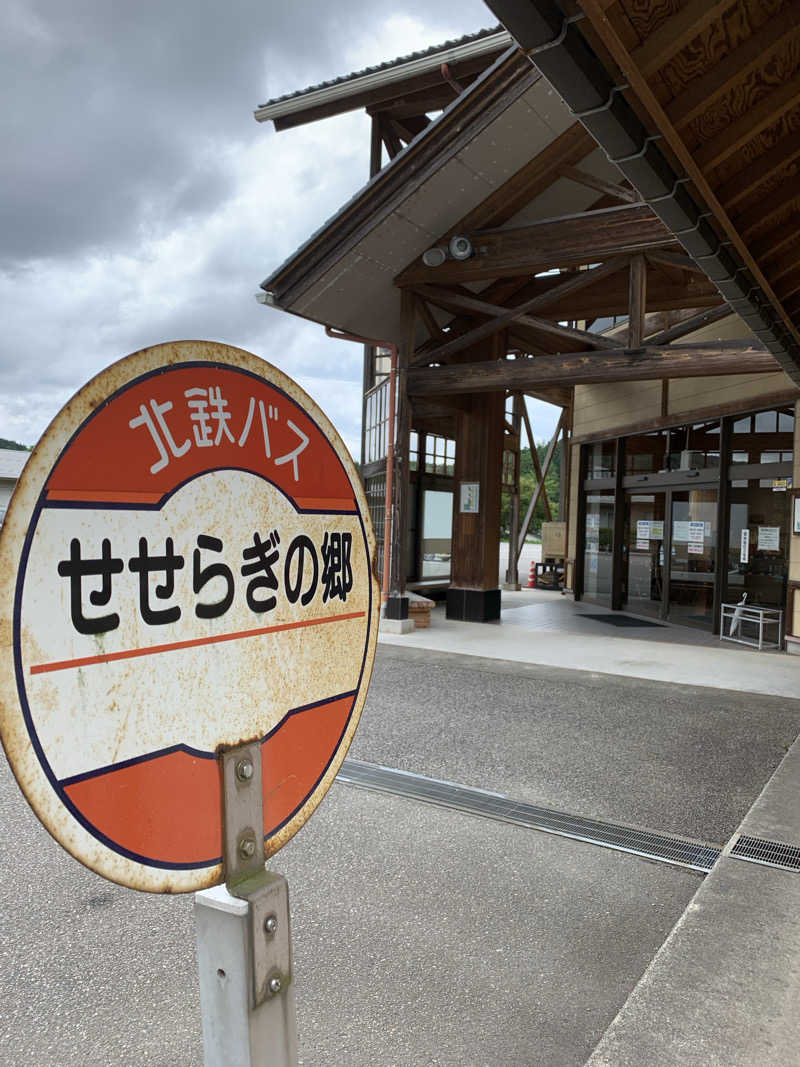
[380,590,800,698]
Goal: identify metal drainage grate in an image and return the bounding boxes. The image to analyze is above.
[730,835,800,872]
[337,759,720,873]
[579,613,665,628]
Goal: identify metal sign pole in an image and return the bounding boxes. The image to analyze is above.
[195,742,298,1066]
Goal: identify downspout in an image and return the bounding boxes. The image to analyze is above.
[325,326,398,603]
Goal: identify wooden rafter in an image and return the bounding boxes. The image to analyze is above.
[396,203,672,286]
[715,129,800,210]
[733,173,800,239]
[408,342,776,396]
[414,294,445,342]
[767,246,800,285]
[695,71,800,173]
[753,215,800,262]
[630,0,736,76]
[576,0,800,348]
[777,274,800,305]
[665,8,800,132]
[560,166,639,203]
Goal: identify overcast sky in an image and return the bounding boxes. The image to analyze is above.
[1,0,560,456]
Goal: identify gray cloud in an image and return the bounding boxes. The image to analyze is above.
[0,0,504,453]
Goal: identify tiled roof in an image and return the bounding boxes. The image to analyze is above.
[0,448,29,480]
[258,26,504,110]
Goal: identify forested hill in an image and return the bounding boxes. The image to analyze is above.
[0,438,30,451]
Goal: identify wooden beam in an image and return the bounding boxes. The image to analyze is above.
[695,71,800,173]
[518,413,563,550]
[715,129,800,210]
[628,255,647,348]
[560,166,639,203]
[369,114,383,178]
[397,204,671,286]
[414,294,445,342]
[665,8,800,131]
[645,305,732,345]
[410,260,629,362]
[630,0,736,75]
[380,117,403,160]
[408,342,776,396]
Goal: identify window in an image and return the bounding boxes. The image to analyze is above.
[586,440,615,479]
[424,435,455,476]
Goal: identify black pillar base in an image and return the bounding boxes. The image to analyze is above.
[384,595,409,620]
[446,587,501,623]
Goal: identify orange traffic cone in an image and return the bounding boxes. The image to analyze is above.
[527,562,537,588]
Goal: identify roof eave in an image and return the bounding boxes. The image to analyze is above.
[254,30,513,124]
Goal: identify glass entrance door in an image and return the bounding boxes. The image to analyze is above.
[668,488,718,628]
[624,492,666,617]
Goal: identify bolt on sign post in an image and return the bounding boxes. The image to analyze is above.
[0,340,380,1065]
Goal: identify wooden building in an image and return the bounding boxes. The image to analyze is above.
[256,5,800,647]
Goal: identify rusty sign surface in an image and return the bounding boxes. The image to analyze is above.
[0,341,379,892]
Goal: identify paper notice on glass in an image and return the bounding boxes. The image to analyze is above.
[635,539,649,549]
[637,520,650,540]
[650,520,664,539]
[740,528,750,564]
[673,520,690,542]
[688,521,705,544]
[758,525,780,551]
[688,542,704,554]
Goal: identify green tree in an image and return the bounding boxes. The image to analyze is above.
[0,438,30,451]
[501,440,561,538]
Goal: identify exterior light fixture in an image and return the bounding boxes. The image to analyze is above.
[448,235,473,260]
[422,247,447,267]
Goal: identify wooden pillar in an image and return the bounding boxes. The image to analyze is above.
[504,394,524,588]
[385,290,413,620]
[446,333,505,622]
[628,254,647,348]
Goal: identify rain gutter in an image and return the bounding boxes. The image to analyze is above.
[486,0,800,382]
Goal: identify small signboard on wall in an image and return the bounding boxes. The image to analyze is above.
[541,522,567,558]
[758,525,780,551]
[460,481,480,514]
[740,528,750,564]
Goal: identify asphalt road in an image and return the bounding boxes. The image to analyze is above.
[353,647,800,844]
[1,646,798,1065]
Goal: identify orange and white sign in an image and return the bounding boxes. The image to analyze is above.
[0,341,379,892]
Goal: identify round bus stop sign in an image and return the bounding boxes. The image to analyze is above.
[0,341,379,892]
